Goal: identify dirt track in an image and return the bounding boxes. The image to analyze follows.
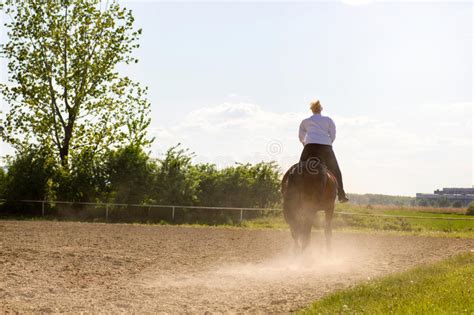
[0,220,472,313]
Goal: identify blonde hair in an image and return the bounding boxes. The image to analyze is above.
[310,100,322,113]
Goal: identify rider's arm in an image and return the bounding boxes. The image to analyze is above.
[328,118,336,143]
[299,120,306,145]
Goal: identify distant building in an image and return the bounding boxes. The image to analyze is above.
[416,187,474,206]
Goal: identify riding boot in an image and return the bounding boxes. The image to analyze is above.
[338,191,349,203]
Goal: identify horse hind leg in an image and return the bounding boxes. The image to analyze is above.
[285,214,302,255]
[324,206,334,253]
[300,221,313,251]
[289,224,301,255]
[284,200,303,255]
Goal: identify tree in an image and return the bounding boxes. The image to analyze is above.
[0,0,151,167]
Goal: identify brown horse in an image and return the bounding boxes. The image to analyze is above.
[281,159,337,252]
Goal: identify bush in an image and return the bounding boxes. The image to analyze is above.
[3,148,57,202]
[0,166,6,199]
[57,145,155,205]
[1,148,57,215]
[151,145,198,205]
[466,203,474,216]
[193,161,280,208]
[0,143,283,222]
[56,148,108,202]
[106,145,155,204]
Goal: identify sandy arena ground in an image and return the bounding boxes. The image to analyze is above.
[1,220,473,313]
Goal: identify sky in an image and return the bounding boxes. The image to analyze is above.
[0,0,472,196]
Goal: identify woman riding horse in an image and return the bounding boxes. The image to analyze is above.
[298,100,349,203]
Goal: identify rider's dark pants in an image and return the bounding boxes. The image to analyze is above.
[299,143,345,196]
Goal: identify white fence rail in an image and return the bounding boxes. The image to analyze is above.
[1,199,474,222]
[4,199,280,222]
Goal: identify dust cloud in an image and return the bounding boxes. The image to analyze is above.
[214,246,352,284]
[142,240,371,293]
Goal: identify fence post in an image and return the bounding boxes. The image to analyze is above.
[240,209,243,223]
[105,204,109,222]
[41,201,45,217]
[172,206,175,221]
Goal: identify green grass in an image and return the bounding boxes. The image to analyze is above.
[302,253,474,314]
[334,204,474,233]
[385,214,470,232]
[239,204,474,238]
[2,203,473,237]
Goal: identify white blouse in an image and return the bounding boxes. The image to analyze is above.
[298,114,336,146]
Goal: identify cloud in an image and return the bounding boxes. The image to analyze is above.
[152,101,472,195]
[180,102,303,131]
[154,101,473,155]
[151,102,305,169]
